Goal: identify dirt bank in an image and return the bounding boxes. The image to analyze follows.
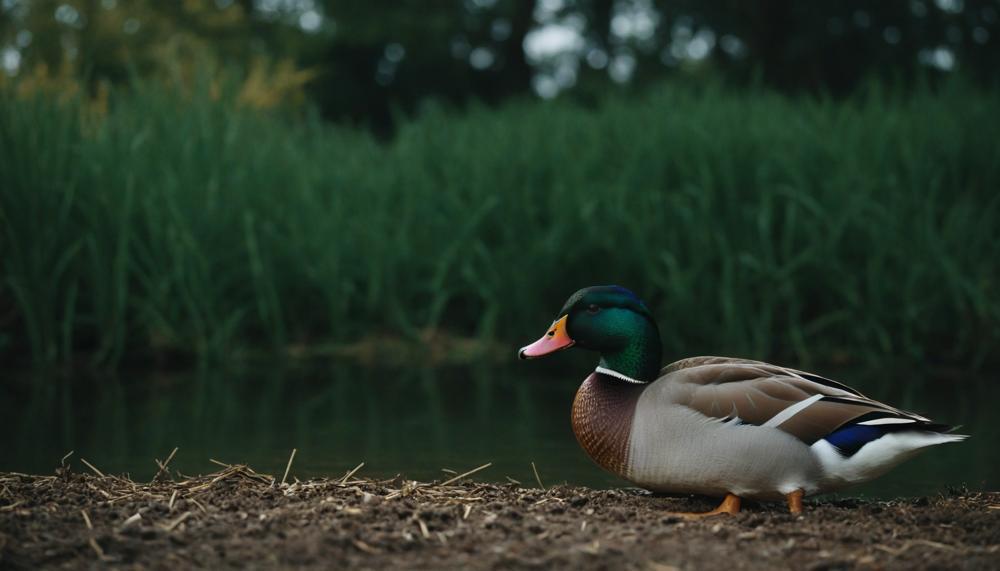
[1,462,998,570]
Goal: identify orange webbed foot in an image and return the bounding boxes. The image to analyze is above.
[664,493,741,519]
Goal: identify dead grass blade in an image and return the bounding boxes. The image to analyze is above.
[280,449,297,487]
[80,458,106,478]
[340,462,364,485]
[152,447,179,482]
[531,461,545,490]
[438,463,492,487]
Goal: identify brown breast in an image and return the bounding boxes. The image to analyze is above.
[570,372,646,477]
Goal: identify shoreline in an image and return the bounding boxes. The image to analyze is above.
[1,463,998,569]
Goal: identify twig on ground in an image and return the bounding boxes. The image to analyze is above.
[189,497,208,513]
[438,463,492,487]
[416,518,430,539]
[88,538,106,560]
[875,539,958,556]
[340,462,364,485]
[531,462,545,490]
[152,447,179,482]
[80,458,106,478]
[912,539,957,551]
[352,539,379,554]
[122,513,142,528]
[162,511,192,532]
[280,449,297,487]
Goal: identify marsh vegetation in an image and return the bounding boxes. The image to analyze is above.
[2,81,998,373]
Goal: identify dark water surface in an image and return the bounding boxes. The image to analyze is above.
[2,364,995,498]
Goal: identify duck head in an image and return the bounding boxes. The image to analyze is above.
[518,285,663,383]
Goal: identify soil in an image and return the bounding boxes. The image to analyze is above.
[1,462,998,570]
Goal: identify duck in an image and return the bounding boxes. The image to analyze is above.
[518,285,967,516]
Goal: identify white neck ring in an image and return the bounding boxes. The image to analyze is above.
[595,366,646,384]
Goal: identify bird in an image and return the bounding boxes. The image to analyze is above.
[518,285,967,516]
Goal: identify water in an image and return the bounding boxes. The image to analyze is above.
[2,364,995,498]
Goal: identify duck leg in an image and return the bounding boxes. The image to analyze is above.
[665,493,741,519]
[786,490,803,515]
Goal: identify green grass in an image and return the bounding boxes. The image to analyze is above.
[1,80,998,371]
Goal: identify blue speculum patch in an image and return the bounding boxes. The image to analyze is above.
[824,424,886,456]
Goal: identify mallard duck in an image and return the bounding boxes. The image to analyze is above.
[518,285,966,516]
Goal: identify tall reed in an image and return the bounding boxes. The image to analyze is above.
[1,80,997,371]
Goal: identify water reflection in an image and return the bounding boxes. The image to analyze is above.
[2,365,995,498]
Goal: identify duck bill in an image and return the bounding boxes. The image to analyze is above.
[518,315,574,359]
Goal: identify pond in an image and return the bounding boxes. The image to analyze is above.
[2,362,995,498]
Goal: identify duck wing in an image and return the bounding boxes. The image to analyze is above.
[662,359,945,445]
[662,356,866,396]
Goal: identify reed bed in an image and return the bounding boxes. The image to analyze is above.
[1,80,998,372]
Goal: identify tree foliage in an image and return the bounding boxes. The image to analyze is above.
[2,0,998,128]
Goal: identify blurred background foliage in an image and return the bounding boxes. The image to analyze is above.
[2,1,999,130]
[0,0,998,371]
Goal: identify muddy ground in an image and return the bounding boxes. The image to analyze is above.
[1,462,998,570]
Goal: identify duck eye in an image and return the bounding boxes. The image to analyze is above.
[586,304,600,314]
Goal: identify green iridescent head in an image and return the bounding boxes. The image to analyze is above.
[519,285,663,383]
